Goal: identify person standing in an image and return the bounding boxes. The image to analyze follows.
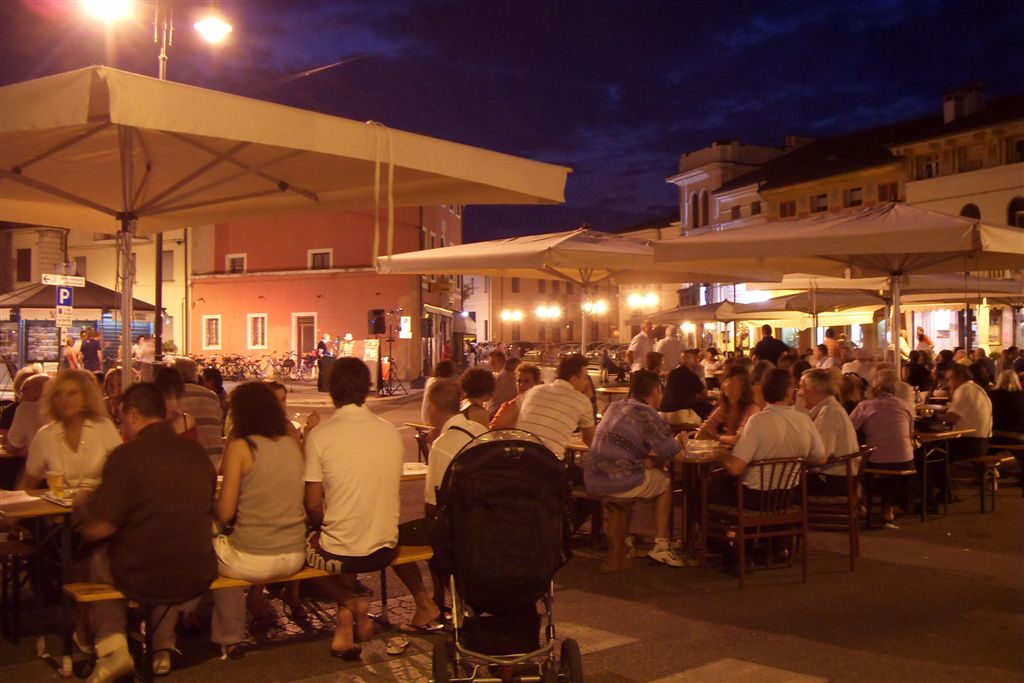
[486,350,517,415]
[752,324,788,366]
[75,382,217,681]
[626,320,654,373]
[79,329,103,373]
[654,325,684,371]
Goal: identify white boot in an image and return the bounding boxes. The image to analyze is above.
[88,633,134,683]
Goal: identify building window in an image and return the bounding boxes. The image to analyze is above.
[843,188,863,207]
[701,190,710,227]
[1009,196,1024,228]
[1008,138,1024,164]
[73,256,87,279]
[552,280,560,295]
[878,182,899,202]
[779,200,797,219]
[511,322,521,341]
[957,144,984,172]
[960,203,981,220]
[566,282,574,295]
[511,277,520,293]
[202,315,222,350]
[730,205,741,220]
[751,201,762,215]
[161,250,174,282]
[810,194,828,213]
[538,280,546,294]
[16,248,31,282]
[308,249,332,270]
[690,194,700,229]
[247,313,268,350]
[916,154,940,179]
[226,253,247,273]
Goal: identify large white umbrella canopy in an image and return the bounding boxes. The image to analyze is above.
[1,66,571,383]
[376,228,781,350]
[653,203,1024,371]
[745,273,1024,295]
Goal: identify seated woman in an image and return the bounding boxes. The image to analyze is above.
[989,369,1024,476]
[850,367,915,528]
[211,382,306,659]
[459,368,495,428]
[154,366,198,440]
[696,366,759,445]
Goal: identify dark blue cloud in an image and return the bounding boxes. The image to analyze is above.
[2,0,1021,242]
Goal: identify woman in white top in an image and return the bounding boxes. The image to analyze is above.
[21,369,122,490]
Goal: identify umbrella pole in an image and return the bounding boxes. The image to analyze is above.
[118,125,136,390]
[580,287,589,354]
[890,274,902,379]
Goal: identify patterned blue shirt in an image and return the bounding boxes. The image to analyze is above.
[584,398,681,496]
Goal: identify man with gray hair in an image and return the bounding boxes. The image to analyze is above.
[799,369,859,496]
[654,324,684,371]
[171,357,225,468]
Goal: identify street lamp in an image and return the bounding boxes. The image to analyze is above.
[627,291,660,310]
[82,0,231,369]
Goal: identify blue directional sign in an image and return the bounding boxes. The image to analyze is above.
[56,286,74,307]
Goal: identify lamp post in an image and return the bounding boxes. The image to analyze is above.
[84,0,231,377]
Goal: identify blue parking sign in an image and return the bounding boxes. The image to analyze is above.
[56,286,73,307]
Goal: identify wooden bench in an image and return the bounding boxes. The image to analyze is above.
[64,545,433,681]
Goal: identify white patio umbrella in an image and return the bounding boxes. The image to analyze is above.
[0,66,571,384]
[376,228,781,351]
[653,203,1024,372]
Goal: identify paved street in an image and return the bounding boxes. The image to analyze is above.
[2,381,1022,682]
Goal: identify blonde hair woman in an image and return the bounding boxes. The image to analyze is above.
[20,369,122,490]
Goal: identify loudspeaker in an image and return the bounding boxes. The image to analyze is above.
[421,317,433,337]
[369,309,386,335]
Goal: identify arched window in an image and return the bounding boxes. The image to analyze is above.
[1008,196,1024,227]
[959,203,981,219]
[690,193,700,229]
[701,190,710,227]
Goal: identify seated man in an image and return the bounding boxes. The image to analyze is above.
[717,368,825,506]
[942,363,992,460]
[799,369,860,496]
[659,349,712,425]
[171,357,225,468]
[517,353,596,455]
[303,358,434,659]
[4,373,49,458]
[490,363,542,430]
[397,379,488,616]
[584,370,689,570]
[75,383,218,682]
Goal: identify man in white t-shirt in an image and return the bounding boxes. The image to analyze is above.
[799,369,859,496]
[942,363,992,460]
[517,354,596,455]
[626,320,654,372]
[654,325,684,371]
[721,368,825,493]
[303,358,433,658]
[5,374,49,457]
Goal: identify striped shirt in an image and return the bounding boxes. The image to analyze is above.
[183,383,225,468]
[516,379,595,455]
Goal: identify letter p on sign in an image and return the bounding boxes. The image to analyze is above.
[57,286,73,307]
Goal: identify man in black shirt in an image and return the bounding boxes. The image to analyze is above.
[659,350,713,420]
[76,383,217,681]
[80,329,102,372]
[905,350,934,392]
[752,324,788,366]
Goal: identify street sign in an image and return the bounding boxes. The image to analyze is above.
[41,273,85,287]
[56,286,74,307]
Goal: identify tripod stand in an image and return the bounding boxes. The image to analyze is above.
[377,314,407,397]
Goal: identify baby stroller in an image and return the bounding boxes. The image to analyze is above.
[430,430,584,683]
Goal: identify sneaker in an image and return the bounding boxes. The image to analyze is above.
[87,646,134,683]
[648,543,686,568]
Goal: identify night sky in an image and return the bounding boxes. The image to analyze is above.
[2,0,1021,242]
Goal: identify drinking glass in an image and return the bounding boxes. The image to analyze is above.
[46,470,66,494]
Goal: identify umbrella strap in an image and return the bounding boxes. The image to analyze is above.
[369,122,396,262]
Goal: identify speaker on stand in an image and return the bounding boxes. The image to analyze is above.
[377,308,407,397]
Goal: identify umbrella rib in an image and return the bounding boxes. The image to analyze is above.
[8,123,111,173]
[135,140,252,212]
[0,168,118,217]
[159,131,319,204]
[142,188,288,217]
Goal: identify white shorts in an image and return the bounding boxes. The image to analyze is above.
[616,468,670,499]
[213,535,305,582]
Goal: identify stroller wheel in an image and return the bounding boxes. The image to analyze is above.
[560,639,583,683]
[431,641,451,683]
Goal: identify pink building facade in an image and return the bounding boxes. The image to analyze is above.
[190,205,466,381]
